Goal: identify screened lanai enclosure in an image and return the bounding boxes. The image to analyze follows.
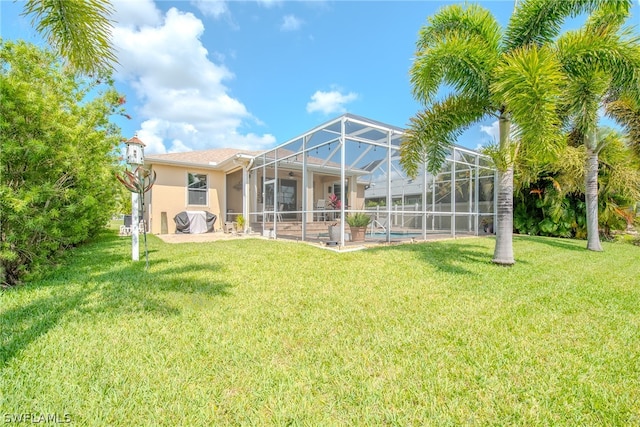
[247,114,496,246]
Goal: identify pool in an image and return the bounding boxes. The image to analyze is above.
[368,232,423,239]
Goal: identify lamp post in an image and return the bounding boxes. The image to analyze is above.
[125,135,145,261]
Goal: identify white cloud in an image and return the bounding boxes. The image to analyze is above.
[257,0,283,8]
[281,14,303,31]
[306,88,358,115]
[137,120,168,154]
[110,0,161,28]
[191,0,228,19]
[479,120,499,144]
[111,3,275,154]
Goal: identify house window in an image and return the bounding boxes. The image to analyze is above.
[188,173,208,205]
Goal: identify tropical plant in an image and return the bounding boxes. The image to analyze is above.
[328,193,341,210]
[0,40,124,286]
[236,214,246,231]
[555,0,640,250]
[514,128,640,239]
[401,0,626,265]
[346,212,371,228]
[21,0,116,74]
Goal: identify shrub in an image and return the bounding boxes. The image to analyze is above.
[346,212,372,228]
[0,41,124,286]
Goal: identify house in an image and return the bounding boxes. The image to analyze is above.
[143,114,496,244]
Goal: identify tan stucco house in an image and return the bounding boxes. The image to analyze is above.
[142,114,496,245]
[144,148,259,234]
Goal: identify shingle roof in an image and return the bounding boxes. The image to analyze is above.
[145,148,263,166]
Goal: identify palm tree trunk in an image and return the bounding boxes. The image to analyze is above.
[493,166,515,265]
[585,133,603,251]
[492,115,515,265]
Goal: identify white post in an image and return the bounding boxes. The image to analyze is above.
[125,134,145,263]
[131,191,139,261]
[242,166,249,233]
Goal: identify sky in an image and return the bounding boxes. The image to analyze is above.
[1,0,639,155]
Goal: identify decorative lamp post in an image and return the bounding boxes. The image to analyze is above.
[125,135,145,261]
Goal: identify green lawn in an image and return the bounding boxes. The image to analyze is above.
[1,232,639,425]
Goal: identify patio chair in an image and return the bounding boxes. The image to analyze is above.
[315,199,326,221]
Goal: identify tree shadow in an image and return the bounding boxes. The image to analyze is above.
[1,233,233,368]
[369,239,529,275]
[369,241,493,275]
[516,235,586,252]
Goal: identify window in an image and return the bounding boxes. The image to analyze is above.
[188,173,207,205]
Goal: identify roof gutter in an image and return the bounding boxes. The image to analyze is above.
[145,157,222,169]
[146,152,260,171]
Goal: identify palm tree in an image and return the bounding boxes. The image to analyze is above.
[556,1,640,251]
[400,0,613,265]
[22,0,116,74]
[513,127,640,239]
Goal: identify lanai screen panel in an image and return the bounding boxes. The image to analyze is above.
[248,114,496,244]
[453,148,477,234]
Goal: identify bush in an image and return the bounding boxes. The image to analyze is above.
[0,41,125,286]
[346,212,372,227]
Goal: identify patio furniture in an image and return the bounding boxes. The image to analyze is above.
[174,211,217,234]
[315,199,326,221]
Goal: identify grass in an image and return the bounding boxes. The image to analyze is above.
[1,232,639,425]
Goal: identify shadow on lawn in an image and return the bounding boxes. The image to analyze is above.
[0,231,233,368]
[371,240,496,275]
[516,235,586,252]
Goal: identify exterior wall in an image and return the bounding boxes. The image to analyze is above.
[147,164,225,234]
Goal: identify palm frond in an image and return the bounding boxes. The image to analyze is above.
[605,94,640,155]
[549,145,586,194]
[557,27,640,137]
[564,72,609,136]
[417,4,501,52]
[557,28,640,93]
[584,0,632,33]
[411,4,501,104]
[492,44,564,162]
[411,36,497,104]
[504,0,625,52]
[597,128,640,202]
[401,94,488,177]
[23,0,117,74]
[483,140,520,174]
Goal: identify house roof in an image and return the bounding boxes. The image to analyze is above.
[145,148,263,170]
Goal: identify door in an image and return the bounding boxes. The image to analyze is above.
[279,179,297,220]
[264,179,276,221]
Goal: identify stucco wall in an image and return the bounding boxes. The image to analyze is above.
[147,164,226,234]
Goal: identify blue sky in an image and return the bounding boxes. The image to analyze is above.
[1,0,639,154]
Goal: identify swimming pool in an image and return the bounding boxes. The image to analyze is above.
[368,232,423,239]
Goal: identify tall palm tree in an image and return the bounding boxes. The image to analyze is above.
[401,0,612,265]
[556,1,640,251]
[22,0,116,74]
